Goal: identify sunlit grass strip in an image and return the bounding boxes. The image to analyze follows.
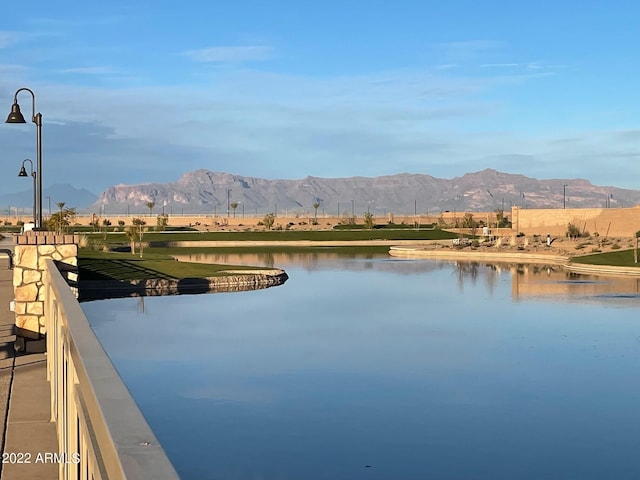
[146,245,391,256]
[78,249,256,281]
[86,229,458,244]
[571,249,640,267]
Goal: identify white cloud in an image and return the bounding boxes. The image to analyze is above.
[59,66,119,75]
[183,45,272,63]
[0,62,636,195]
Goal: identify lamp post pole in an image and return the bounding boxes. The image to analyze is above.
[44,196,51,219]
[563,184,568,209]
[18,159,36,225]
[6,88,43,229]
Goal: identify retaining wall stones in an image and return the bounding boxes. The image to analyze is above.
[79,269,288,301]
[13,232,79,339]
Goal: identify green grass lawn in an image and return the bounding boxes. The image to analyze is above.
[86,228,458,245]
[78,228,451,283]
[147,245,391,256]
[571,248,640,267]
[78,249,256,281]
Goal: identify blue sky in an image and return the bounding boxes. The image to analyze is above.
[1,0,639,195]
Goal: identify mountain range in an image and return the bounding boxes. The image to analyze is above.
[2,170,638,216]
[0,184,98,215]
[90,169,640,216]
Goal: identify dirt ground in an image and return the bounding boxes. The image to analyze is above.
[472,234,636,258]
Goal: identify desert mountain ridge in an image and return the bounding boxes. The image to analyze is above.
[91,168,640,215]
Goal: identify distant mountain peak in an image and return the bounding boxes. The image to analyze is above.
[91,169,640,215]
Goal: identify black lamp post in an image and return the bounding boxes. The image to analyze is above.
[6,88,43,229]
[18,159,36,226]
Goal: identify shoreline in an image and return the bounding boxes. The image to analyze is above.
[78,268,289,301]
[389,245,640,277]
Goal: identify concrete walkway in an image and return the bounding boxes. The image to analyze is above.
[0,236,58,480]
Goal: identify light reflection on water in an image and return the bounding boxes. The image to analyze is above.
[83,253,640,480]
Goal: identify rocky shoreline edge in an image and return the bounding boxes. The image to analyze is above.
[78,268,289,302]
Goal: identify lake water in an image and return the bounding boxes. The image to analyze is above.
[82,252,640,480]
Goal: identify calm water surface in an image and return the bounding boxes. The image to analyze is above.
[82,253,640,480]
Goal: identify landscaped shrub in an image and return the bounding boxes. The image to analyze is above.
[566,222,580,239]
[363,212,375,229]
[262,213,275,230]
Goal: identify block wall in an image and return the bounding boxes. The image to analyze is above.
[512,206,640,237]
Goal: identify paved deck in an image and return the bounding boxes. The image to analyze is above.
[0,236,58,480]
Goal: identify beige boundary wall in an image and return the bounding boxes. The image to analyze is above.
[5,211,501,229]
[512,206,640,237]
[5,206,639,238]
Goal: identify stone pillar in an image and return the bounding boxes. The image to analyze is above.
[13,231,79,340]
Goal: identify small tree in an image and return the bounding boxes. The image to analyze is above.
[363,211,375,229]
[635,230,640,264]
[127,218,146,255]
[125,226,141,255]
[56,201,66,233]
[263,213,275,230]
[462,213,475,228]
[145,201,155,217]
[230,202,238,218]
[47,204,76,234]
[156,214,169,231]
[495,208,511,228]
[313,202,320,220]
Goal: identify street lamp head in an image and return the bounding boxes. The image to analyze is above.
[6,101,27,123]
[18,166,28,177]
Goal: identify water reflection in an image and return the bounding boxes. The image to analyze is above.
[173,250,445,274]
[83,255,640,480]
[178,249,640,304]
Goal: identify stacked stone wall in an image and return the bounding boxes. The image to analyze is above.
[13,232,79,339]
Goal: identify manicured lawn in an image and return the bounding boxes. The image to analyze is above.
[86,228,457,244]
[78,249,255,281]
[572,248,640,267]
[147,245,391,256]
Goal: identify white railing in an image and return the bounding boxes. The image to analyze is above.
[44,259,179,479]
